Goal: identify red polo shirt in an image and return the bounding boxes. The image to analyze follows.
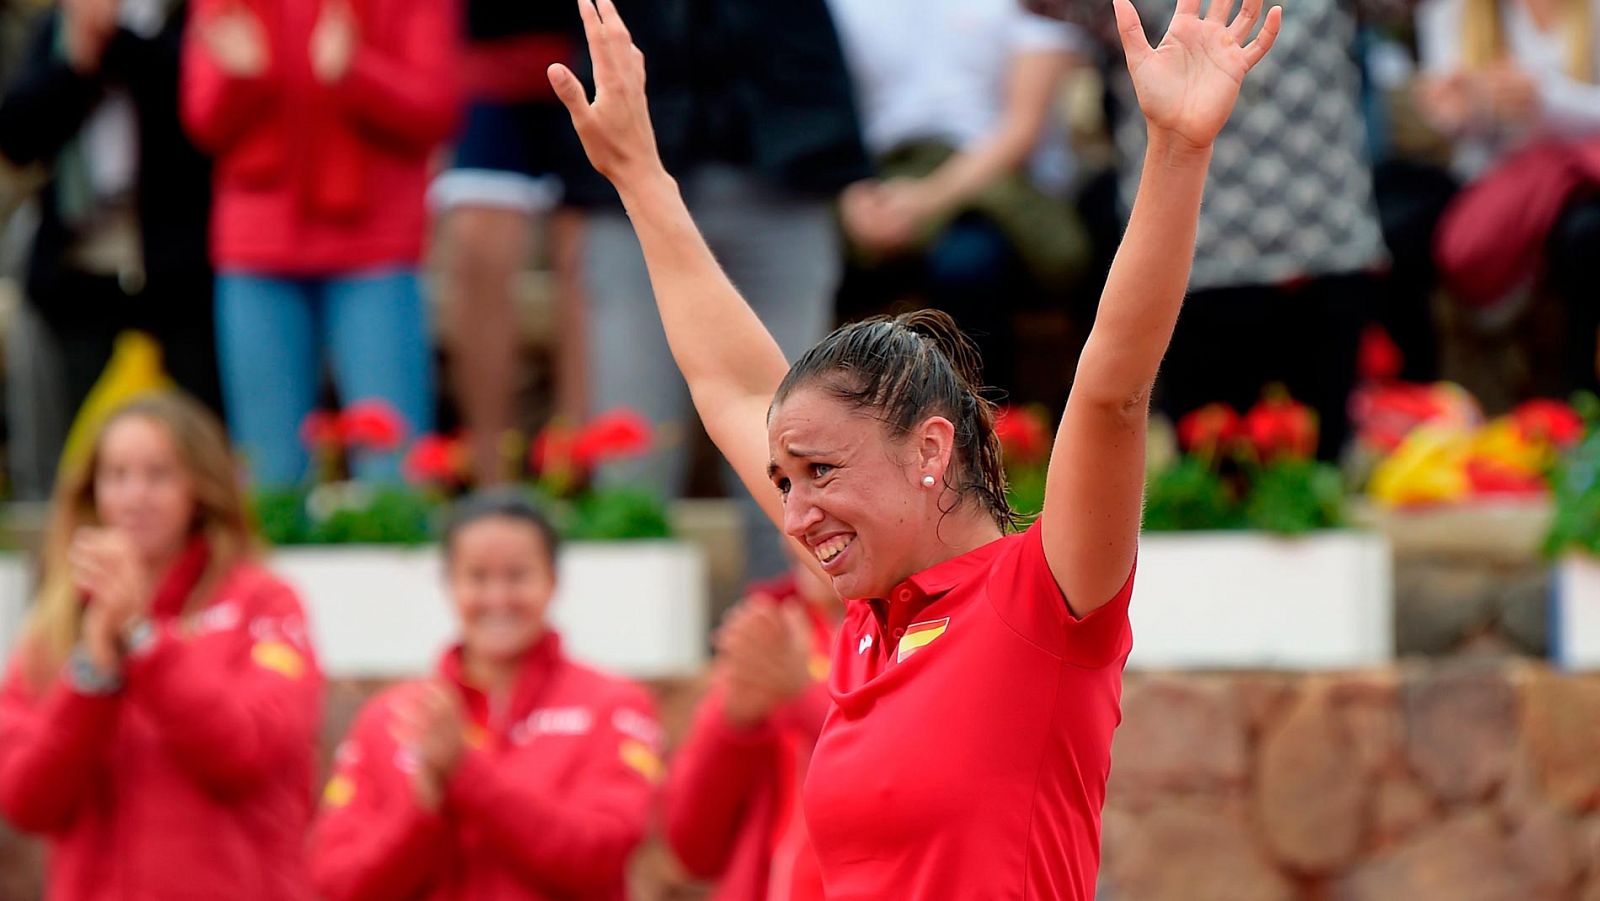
[803,521,1134,901]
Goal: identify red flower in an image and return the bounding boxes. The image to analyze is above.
[299,410,344,450]
[1358,325,1403,383]
[1243,396,1318,461]
[1511,399,1583,449]
[342,400,407,452]
[1465,458,1546,496]
[1176,403,1242,453]
[531,423,580,474]
[571,410,653,468]
[403,434,460,484]
[995,405,1050,465]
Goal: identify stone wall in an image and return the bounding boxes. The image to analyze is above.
[3,663,1595,900]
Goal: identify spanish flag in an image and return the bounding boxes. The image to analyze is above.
[896,617,950,663]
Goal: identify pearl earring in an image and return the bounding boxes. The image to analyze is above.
[922,475,936,488]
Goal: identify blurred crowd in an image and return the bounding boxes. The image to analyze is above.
[0,0,1598,582]
[0,0,1597,896]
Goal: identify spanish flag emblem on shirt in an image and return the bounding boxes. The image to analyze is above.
[896,617,950,663]
[251,640,306,679]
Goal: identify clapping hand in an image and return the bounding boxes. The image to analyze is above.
[715,595,815,729]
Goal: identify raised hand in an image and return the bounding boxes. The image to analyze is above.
[391,681,467,809]
[1114,0,1282,150]
[548,0,662,186]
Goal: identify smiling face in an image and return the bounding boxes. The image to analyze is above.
[447,516,557,666]
[767,386,955,600]
[93,415,198,568]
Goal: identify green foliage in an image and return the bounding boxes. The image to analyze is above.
[1242,459,1345,534]
[1543,426,1600,557]
[1143,457,1243,531]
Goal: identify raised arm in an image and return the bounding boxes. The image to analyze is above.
[1041,0,1280,615]
[547,0,790,529]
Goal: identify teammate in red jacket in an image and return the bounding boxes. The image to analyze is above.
[0,392,324,900]
[309,492,662,901]
[663,557,839,901]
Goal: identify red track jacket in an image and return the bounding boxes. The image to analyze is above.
[0,549,324,901]
[663,578,835,901]
[310,632,661,901]
[181,0,459,274]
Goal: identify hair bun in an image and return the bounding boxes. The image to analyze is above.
[894,309,987,394]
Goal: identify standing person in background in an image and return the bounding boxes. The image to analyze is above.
[0,391,324,900]
[664,547,841,901]
[431,0,589,483]
[1032,0,1390,461]
[182,0,458,485]
[829,0,1091,404]
[310,492,662,901]
[1415,0,1600,393]
[0,0,223,491]
[566,0,870,586]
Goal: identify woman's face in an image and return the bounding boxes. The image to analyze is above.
[448,517,556,666]
[94,415,198,567]
[767,386,949,600]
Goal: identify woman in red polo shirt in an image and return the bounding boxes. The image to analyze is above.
[308,492,661,901]
[548,0,1281,897]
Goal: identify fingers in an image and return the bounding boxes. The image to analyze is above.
[548,63,590,123]
[595,0,633,45]
[1173,0,1200,20]
[1205,0,1231,24]
[1241,5,1282,68]
[1113,0,1153,71]
[1228,0,1261,42]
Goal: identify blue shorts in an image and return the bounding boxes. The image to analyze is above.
[429,101,582,214]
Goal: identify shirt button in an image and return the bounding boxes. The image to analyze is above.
[897,588,913,602]
[892,628,905,640]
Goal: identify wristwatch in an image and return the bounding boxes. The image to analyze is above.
[121,618,158,660]
[67,646,122,695]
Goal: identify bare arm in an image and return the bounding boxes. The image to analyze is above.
[548,0,789,529]
[1041,0,1280,615]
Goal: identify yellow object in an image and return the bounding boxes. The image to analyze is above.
[1369,425,1472,506]
[322,774,356,808]
[250,641,307,680]
[619,739,663,783]
[60,331,173,477]
[1470,417,1547,476]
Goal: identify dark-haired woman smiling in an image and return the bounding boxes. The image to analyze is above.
[548,0,1282,895]
[309,493,661,901]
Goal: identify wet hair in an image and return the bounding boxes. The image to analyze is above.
[773,309,1016,531]
[441,490,561,570]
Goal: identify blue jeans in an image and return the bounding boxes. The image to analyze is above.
[216,269,434,486]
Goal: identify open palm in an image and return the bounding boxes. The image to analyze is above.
[1116,0,1282,149]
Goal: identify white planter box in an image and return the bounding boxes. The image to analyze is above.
[1129,530,1393,669]
[1553,555,1600,671]
[275,541,708,680]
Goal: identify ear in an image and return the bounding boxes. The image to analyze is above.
[911,415,957,486]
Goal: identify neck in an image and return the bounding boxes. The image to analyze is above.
[462,650,522,698]
[912,508,1004,574]
[142,543,188,584]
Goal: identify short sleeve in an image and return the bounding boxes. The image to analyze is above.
[985,522,1134,668]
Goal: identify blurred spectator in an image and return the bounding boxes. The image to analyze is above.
[181,0,458,486]
[0,0,223,497]
[1032,0,1392,461]
[663,548,841,901]
[431,0,586,484]
[309,492,660,901]
[1416,0,1600,393]
[568,0,870,584]
[0,391,323,899]
[829,0,1091,402]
